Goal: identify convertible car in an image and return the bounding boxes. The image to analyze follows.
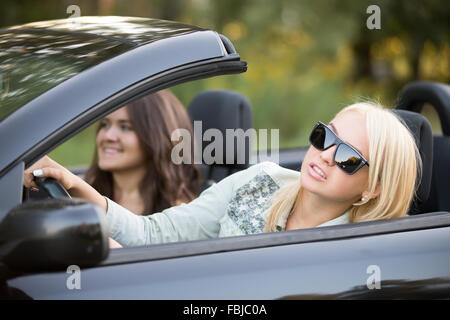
[0,16,449,300]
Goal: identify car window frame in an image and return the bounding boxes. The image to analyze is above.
[8,57,245,178]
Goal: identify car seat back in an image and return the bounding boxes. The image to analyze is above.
[187,90,254,190]
[392,110,433,215]
[424,136,450,212]
[396,81,450,213]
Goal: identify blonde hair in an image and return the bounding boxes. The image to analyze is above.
[264,102,422,232]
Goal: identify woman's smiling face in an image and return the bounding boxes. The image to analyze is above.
[96,107,147,172]
[300,111,371,203]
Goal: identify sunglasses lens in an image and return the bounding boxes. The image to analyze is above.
[310,125,333,150]
[335,144,363,174]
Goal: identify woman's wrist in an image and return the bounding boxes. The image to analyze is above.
[70,175,108,212]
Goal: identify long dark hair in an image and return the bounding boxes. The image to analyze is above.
[84,90,200,215]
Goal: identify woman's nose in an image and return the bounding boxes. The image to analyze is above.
[103,126,120,141]
[319,145,336,166]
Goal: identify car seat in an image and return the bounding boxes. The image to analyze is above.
[187,90,254,191]
[392,109,433,215]
[396,81,450,213]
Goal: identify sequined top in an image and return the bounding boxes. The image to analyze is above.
[106,161,350,247]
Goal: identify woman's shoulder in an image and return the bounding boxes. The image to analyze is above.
[255,161,300,186]
[232,161,300,189]
[206,161,300,200]
[216,162,300,237]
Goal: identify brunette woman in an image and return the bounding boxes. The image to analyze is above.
[84,89,201,215]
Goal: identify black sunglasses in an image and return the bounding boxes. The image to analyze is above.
[309,121,369,175]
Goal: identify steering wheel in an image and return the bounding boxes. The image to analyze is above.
[34,177,71,199]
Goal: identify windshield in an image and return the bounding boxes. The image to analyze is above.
[0,29,132,121]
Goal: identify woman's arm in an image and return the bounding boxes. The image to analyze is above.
[23,156,233,246]
[109,237,123,249]
[105,177,233,246]
[23,156,108,211]
[24,156,265,247]
[104,162,267,247]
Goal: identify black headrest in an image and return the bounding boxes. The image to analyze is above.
[396,81,450,213]
[187,90,253,170]
[396,81,450,135]
[392,109,433,214]
[426,136,450,212]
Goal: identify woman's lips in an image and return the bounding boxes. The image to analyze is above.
[101,147,122,156]
[308,163,327,181]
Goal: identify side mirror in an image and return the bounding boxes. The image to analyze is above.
[0,198,109,276]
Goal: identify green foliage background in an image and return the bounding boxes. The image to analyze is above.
[1,0,448,167]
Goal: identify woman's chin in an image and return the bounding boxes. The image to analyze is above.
[98,160,121,172]
[300,174,326,194]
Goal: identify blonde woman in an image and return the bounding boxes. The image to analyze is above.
[24,102,422,247]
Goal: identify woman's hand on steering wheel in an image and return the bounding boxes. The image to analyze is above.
[23,155,77,192]
[24,155,109,212]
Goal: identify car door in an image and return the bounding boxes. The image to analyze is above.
[4,210,450,299]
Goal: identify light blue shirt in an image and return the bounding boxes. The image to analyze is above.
[106,161,350,247]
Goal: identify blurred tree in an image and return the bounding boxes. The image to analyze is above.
[347,0,450,96]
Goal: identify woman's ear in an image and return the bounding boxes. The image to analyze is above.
[362,183,381,201]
